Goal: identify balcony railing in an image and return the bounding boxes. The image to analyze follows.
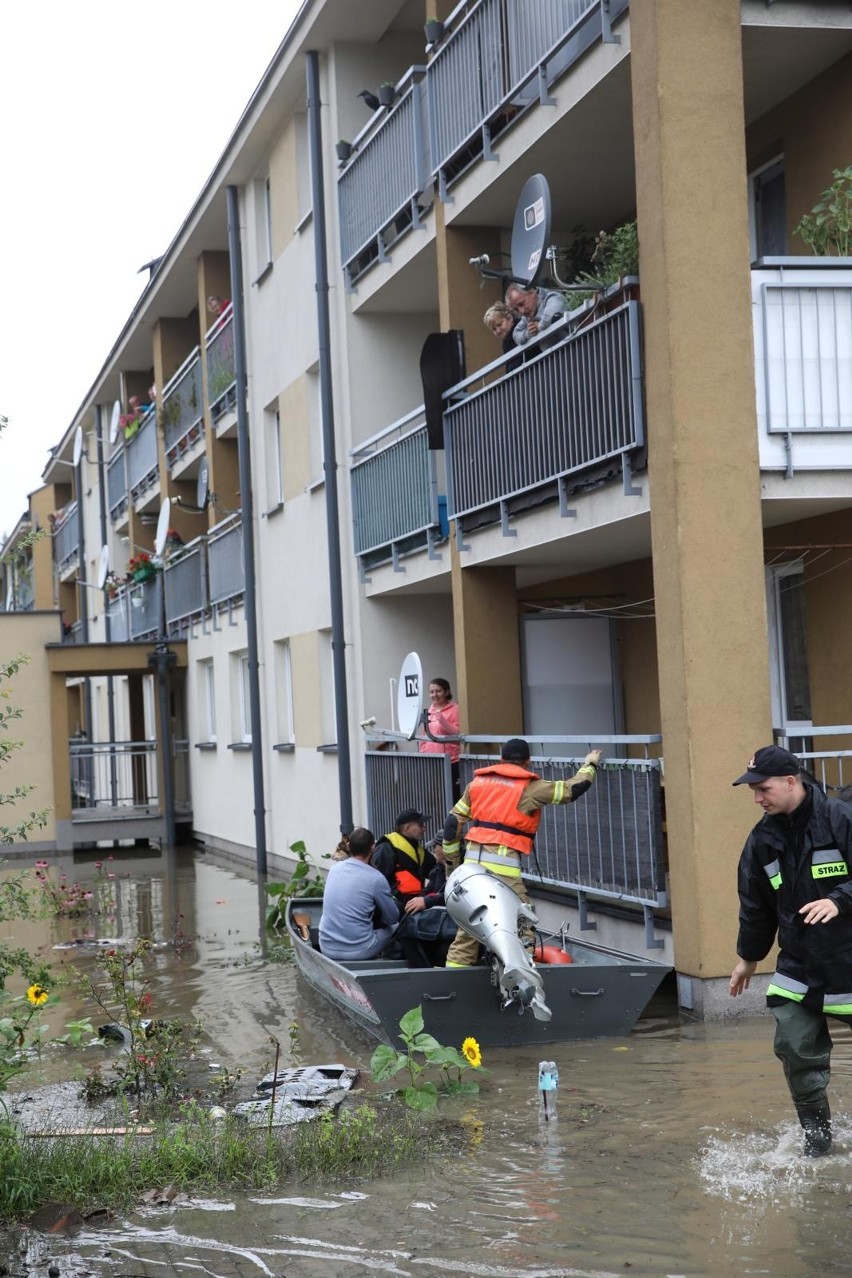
[162,348,204,464]
[444,299,644,527]
[163,540,207,633]
[752,259,852,475]
[53,502,79,573]
[127,408,158,500]
[338,69,429,283]
[128,576,161,640]
[350,407,443,566]
[205,308,236,421]
[107,591,130,642]
[207,513,245,607]
[107,448,128,522]
[337,0,624,279]
[70,739,158,812]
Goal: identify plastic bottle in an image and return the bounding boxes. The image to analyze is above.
[538,1059,559,1121]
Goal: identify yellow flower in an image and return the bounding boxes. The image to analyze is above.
[461,1036,482,1068]
[26,983,49,1007]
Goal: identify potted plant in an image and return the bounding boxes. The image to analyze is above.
[378,81,396,108]
[794,166,852,256]
[336,139,353,164]
[120,396,143,441]
[128,551,157,583]
[425,16,444,45]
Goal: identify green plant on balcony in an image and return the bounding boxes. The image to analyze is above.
[158,395,182,437]
[378,81,397,108]
[209,366,235,403]
[794,166,852,257]
[567,219,639,309]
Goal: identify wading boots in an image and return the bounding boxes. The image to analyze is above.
[796,1100,832,1157]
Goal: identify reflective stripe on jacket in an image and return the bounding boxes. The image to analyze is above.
[383,830,427,897]
[465,763,542,856]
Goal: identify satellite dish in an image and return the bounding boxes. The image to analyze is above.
[197,458,210,510]
[109,400,122,445]
[510,173,552,287]
[96,545,110,589]
[397,651,424,740]
[154,498,171,556]
[72,425,84,468]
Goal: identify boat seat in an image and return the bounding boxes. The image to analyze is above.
[309,926,321,951]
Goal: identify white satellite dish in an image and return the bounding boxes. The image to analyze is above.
[197,458,210,510]
[72,425,84,468]
[109,400,122,445]
[397,651,424,740]
[96,545,110,589]
[154,498,171,556]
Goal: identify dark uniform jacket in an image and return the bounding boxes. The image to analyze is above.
[736,784,852,1005]
[372,833,438,907]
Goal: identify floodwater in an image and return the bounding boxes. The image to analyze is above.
[6,846,852,1277]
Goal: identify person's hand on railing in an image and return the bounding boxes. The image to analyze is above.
[583,750,602,768]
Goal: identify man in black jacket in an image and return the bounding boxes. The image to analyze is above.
[729,744,852,1156]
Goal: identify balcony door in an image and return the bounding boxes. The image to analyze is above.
[766,563,813,752]
[521,614,623,757]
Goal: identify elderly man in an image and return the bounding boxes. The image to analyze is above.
[372,808,437,910]
[729,745,852,1157]
[505,283,566,348]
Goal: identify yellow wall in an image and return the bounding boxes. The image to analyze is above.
[0,613,61,847]
[290,630,323,747]
[746,52,852,246]
[269,120,299,254]
[280,376,311,500]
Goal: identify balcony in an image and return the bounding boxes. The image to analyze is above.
[446,296,645,534]
[207,513,245,608]
[752,259,852,475]
[128,576,161,641]
[350,407,445,572]
[107,447,128,525]
[337,0,624,284]
[163,539,207,635]
[162,349,204,473]
[205,307,237,429]
[127,408,159,508]
[52,502,80,577]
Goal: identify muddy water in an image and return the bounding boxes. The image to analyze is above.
[7,847,852,1277]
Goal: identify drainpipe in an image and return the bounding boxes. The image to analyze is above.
[226,183,268,876]
[95,406,118,805]
[307,51,353,836]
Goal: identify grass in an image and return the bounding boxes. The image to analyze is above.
[0,1102,457,1223]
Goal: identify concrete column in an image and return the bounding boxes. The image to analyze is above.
[450,557,523,735]
[630,0,772,995]
[50,671,73,849]
[435,201,504,378]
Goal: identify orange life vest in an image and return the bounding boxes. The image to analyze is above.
[383,831,427,897]
[465,763,541,856]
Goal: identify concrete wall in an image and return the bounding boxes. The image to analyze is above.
[0,612,62,849]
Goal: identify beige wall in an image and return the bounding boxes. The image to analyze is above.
[746,51,852,247]
[290,630,324,748]
[269,120,299,254]
[29,485,57,611]
[0,613,61,848]
[435,203,505,377]
[632,0,773,981]
[279,376,311,501]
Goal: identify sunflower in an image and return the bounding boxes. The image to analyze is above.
[26,983,49,1007]
[461,1036,482,1068]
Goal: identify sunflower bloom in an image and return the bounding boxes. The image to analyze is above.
[26,983,49,1007]
[461,1036,482,1068]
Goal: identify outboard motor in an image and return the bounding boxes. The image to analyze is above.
[445,861,552,1022]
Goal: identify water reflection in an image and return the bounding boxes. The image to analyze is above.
[6,849,852,1276]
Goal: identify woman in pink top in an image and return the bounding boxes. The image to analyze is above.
[420,680,461,798]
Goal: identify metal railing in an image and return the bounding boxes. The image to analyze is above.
[365,751,454,842]
[205,309,236,421]
[162,348,204,462]
[774,725,852,796]
[444,300,644,523]
[207,513,245,607]
[53,503,79,572]
[107,591,130,642]
[163,541,207,633]
[107,448,128,522]
[70,739,158,812]
[350,407,442,561]
[128,576,161,640]
[338,70,429,277]
[127,408,158,499]
[752,262,852,474]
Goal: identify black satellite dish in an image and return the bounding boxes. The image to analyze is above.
[419,331,466,450]
[510,174,552,287]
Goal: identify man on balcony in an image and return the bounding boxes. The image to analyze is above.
[729,745,852,1158]
[506,283,565,349]
[441,739,602,967]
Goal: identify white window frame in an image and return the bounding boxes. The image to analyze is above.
[238,652,253,743]
[274,639,295,745]
[265,406,284,509]
[765,561,812,743]
[200,658,216,743]
[319,628,337,746]
[748,154,786,262]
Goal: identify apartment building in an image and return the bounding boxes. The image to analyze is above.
[3,0,852,1016]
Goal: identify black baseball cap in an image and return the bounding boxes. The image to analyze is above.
[396,808,429,826]
[501,737,531,762]
[732,745,801,786]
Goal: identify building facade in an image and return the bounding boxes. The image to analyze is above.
[3,0,852,1016]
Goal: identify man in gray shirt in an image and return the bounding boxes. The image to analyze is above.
[319,827,400,961]
[506,283,566,348]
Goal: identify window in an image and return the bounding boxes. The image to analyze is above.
[199,659,216,742]
[265,405,284,509]
[232,650,253,743]
[253,177,273,275]
[295,113,312,225]
[749,157,787,260]
[307,366,324,485]
[274,639,295,744]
